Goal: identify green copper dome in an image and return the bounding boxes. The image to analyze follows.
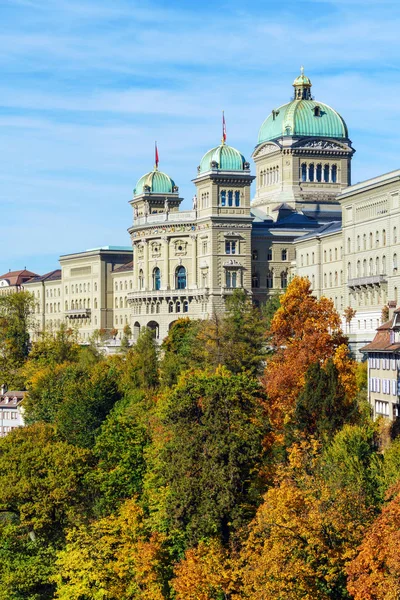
[134,169,177,196]
[199,143,248,174]
[257,70,348,144]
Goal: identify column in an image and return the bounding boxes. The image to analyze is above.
[191,234,198,289]
[162,236,170,289]
[142,239,149,290]
[132,241,137,291]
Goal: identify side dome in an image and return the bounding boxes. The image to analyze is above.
[257,70,348,144]
[199,143,248,174]
[133,169,177,197]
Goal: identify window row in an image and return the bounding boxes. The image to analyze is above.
[45,302,61,314]
[66,298,96,310]
[369,356,399,370]
[200,192,210,209]
[323,271,344,287]
[115,280,133,291]
[220,190,241,207]
[251,249,279,261]
[301,163,337,183]
[259,166,279,187]
[115,297,129,309]
[114,315,130,325]
[252,270,288,289]
[347,227,397,253]
[66,282,96,294]
[46,288,61,298]
[138,266,187,291]
[349,256,389,278]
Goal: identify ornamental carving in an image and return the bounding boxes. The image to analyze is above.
[223,259,243,268]
[298,140,348,151]
[254,143,280,157]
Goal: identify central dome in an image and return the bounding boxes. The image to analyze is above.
[257,70,348,144]
[199,143,247,174]
[134,169,177,197]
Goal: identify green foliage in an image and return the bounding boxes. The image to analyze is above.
[122,328,159,391]
[146,368,268,547]
[160,318,202,387]
[322,424,383,508]
[261,292,282,330]
[91,403,149,515]
[27,324,80,366]
[0,291,35,384]
[0,423,93,539]
[293,359,359,443]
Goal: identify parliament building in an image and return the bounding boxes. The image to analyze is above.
[2,69,400,357]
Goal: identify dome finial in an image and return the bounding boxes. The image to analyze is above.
[154,141,159,171]
[293,68,312,100]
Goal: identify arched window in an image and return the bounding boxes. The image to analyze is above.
[382,255,387,274]
[357,235,360,251]
[347,262,352,279]
[169,302,174,313]
[266,270,273,289]
[235,191,240,207]
[301,163,307,182]
[394,254,398,272]
[153,267,161,290]
[225,270,237,288]
[281,271,288,289]
[138,269,144,290]
[323,164,329,182]
[357,260,361,277]
[156,303,160,313]
[176,266,186,289]
[331,165,337,183]
[228,191,233,207]
[369,258,373,275]
[308,163,314,182]
[363,234,367,250]
[376,231,379,247]
[376,256,380,274]
[281,248,287,261]
[220,190,226,207]
[115,298,118,309]
[94,298,98,309]
[370,232,373,248]
[252,249,258,261]
[316,164,322,182]
[252,274,259,288]
[176,301,181,313]
[183,300,189,313]
[383,229,387,245]
[314,105,321,117]
[394,227,398,243]
[363,260,367,276]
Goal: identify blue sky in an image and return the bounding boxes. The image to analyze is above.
[1,0,400,275]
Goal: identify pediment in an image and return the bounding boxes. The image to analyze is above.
[252,142,281,159]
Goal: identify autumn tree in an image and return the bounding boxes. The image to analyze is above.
[53,498,167,600]
[347,482,400,600]
[238,441,371,600]
[121,327,159,391]
[145,368,268,548]
[263,276,351,442]
[160,318,202,387]
[171,538,233,600]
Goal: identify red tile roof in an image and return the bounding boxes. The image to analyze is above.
[0,269,38,286]
[361,319,400,352]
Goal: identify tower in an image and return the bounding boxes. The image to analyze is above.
[252,69,355,221]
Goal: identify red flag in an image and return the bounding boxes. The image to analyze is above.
[155,142,159,169]
[222,111,226,143]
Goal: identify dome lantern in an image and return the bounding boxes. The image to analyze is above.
[293,66,312,100]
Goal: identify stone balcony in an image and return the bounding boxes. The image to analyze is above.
[65,308,91,319]
[127,287,209,303]
[347,274,387,288]
[132,210,196,228]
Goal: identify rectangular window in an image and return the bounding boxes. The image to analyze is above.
[393,380,397,396]
[267,249,272,261]
[225,241,236,255]
[235,191,240,207]
[228,191,233,207]
[375,400,389,416]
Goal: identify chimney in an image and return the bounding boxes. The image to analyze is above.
[0,384,7,396]
[388,300,397,321]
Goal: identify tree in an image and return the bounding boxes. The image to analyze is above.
[24,359,122,448]
[145,368,268,547]
[196,290,267,376]
[120,323,132,351]
[27,323,79,366]
[53,498,167,600]
[160,318,202,387]
[292,358,358,443]
[263,277,349,443]
[171,539,233,600]
[90,406,149,515]
[0,422,92,545]
[238,441,371,600]
[121,328,159,391]
[0,291,35,384]
[343,306,356,333]
[347,483,400,600]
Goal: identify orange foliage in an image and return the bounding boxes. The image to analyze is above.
[263,277,348,438]
[238,442,369,600]
[347,483,400,600]
[171,539,233,600]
